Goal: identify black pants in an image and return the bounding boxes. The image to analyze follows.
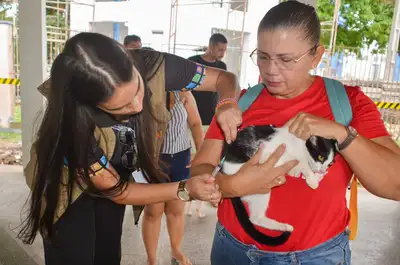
[43,194,126,265]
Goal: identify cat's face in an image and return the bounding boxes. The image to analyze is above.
[305,136,337,176]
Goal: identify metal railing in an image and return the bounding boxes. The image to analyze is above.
[312,47,400,140]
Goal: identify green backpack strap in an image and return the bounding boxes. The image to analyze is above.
[238,79,352,125]
[238,83,265,112]
[323,77,358,240]
[323,77,353,126]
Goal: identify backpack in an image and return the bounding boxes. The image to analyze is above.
[234,77,358,241]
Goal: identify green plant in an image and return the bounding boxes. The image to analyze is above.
[317,0,394,54]
[0,1,13,21]
[0,132,21,143]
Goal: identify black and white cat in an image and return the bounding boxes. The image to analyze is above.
[222,125,337,246]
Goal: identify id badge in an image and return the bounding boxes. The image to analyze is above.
[132,170,149,184]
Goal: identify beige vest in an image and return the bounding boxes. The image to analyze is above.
[26,55,171,223]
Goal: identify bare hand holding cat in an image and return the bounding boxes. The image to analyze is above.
[185,174,222,204]
[287,112,347,143]
[230,144,299,196]
[215,103,242,144]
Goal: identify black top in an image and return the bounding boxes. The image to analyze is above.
[188,55,227,70]
[130,49,205,92]
[188,55,227,125]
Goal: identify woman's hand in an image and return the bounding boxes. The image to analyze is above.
[215,103,242,144]
[185,174,221,203]
[229,144,299,197]
[287,112,348,143]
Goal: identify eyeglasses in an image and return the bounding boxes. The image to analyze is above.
[113,125,138,170]
[249,45,319,70]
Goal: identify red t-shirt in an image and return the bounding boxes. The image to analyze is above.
[205,76,390,252]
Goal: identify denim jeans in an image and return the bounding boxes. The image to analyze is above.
[211,222,351,265]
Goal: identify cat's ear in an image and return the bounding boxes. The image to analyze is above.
[309,136,318,146]
[330,139,339,151]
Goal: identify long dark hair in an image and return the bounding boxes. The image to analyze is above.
[18,32,165,244]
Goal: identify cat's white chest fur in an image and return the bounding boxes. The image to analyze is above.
[259,127,322,189]
[222,126,327,233]
[223,127,322,190]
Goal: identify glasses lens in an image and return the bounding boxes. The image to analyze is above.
[250,50,296,70]
[275,59,295,71]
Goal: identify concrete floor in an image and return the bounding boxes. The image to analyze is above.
[1,165,400,265]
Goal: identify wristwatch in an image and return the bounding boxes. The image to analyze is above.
[337,126,358,151]
[177,180,191,201]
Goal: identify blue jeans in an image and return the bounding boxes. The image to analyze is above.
[211,222,351,265]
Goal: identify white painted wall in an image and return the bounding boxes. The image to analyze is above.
[70,0,280,87]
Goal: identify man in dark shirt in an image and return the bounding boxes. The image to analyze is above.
[186,34,228,219]
[188,33,228,126]
[123,34,142,49]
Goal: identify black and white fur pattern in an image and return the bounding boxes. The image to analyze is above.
[222,125,337,245]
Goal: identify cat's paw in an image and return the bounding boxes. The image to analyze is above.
[250,216,294,232]
[315,171,327,181]
[267,222,294,232]
[306,177,319,189]
[288,167,303,178]
[284,224,294,232]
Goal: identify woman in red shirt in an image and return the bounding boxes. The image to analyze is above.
[191,1,400,265]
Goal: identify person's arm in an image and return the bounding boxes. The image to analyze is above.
[339,135,400,200]
[164,52,239,99]
[24,144,39,189]
[190,139,237,197]
[90,167,180,205]
[190,139,296,198]
[180,91,203,151]
[287,87,400,201]
[90,164,219,205]
[164,53,242,142]
[317,126,400,201]
[23,135,219,206]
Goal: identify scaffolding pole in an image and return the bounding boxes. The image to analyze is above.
[326,0,341,76]
[237,0,247,78]
[384,0,400,81]
[168,0,247,55]
[168,0,179,54]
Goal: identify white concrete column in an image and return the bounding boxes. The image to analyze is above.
[19,0,47,168]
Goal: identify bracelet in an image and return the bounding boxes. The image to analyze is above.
[89,155,110,173]
[217,97,237,106]
[215,98,237,112]
[64,155,109,175]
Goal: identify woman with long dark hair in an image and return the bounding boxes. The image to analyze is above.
[15,32,271,265]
